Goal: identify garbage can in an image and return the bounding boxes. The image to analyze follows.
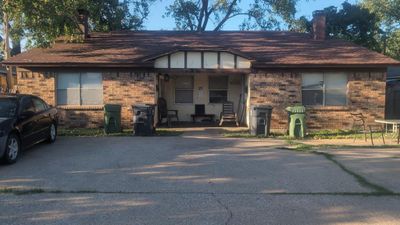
[132,104,155,136]
[286,106,306,138]
[104,104,122,134]
[250,105,273,136]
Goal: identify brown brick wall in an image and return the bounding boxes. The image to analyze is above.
[16,68,386,131]
[103,72,156,127]
[17,68,56,105]
[249,71,386,132]
[249,72,301,130]
[16,69,156,128]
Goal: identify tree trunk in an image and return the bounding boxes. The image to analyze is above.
[3,2,13,91]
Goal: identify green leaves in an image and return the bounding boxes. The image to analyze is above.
[1,0,154,48]
[164,0,299,31]
[291,2,383,54]
[361,0,400,60]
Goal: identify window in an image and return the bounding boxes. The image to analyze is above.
[19,97,35,114]
[0,98,17,117]
[209,76,228,103]
[32,98,47,113]
[57,72,103,105]
[154,51,251,69]
[302,73,347,106]
[175,76,193,103]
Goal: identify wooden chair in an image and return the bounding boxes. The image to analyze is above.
[158,97,179,127]
[350,113,385,146]
[219,101,239,127]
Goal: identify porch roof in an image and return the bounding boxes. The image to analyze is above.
[3,31,400,68]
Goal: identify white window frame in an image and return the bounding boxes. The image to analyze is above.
[301,72,348,106]
[56,72,103,106]
[154,51,251,69]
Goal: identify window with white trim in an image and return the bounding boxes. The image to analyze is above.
[57,72,103,105]
[301,72,347,106]
[175,76,194,103]
[209,76,228,103]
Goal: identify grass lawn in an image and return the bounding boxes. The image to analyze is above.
[222,128,399,149]
[58,128,183,137]
[221,128,284,138]
[284,140,399,151]
[308,129,393,140]
[222,128,394,140]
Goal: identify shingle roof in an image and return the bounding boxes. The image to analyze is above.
[3,31,400,68]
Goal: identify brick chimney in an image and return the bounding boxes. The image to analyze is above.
[312,10,326,40]
[77,9,89,38]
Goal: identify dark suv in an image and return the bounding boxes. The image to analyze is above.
[0,94,58,164]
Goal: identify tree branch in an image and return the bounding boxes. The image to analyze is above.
[197,0,207,31]
[201,0,214,31]
[184,12,195,30]
[213,0,238,31]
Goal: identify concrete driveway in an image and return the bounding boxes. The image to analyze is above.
[1,130,400,224]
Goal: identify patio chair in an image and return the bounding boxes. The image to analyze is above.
[219,101,239,127]
[350,112,385,146]
[158,97,179,127]
[368,125,385,146]
[350,113,368,142]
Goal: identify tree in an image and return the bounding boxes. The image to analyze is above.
[362,0,400,28]
[164,0,299,31]
[292,2,382,52]
[1,0,154,48]
[361,0,400,60]
[1,0,15,89]
[385,29,400,58]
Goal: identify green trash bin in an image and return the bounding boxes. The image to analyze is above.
[286,106,306,138]
[104,104,122,134]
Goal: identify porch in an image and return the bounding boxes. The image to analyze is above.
[157,72,249,127]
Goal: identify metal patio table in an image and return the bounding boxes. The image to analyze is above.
[375,119,400,144]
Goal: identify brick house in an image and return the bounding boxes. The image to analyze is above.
[3,12,400,132]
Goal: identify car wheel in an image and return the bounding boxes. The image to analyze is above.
[47,123,57,143]
[3,133,20,164]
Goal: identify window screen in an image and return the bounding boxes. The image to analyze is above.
[57,72,103,105]
[175,76,193,103]
[324,73,347,106]
[209,76,228,103]
[302,73,323,106]
[81,73,103,105]
[57,73,80,105]
[301,73,347,106]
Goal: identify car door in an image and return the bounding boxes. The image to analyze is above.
[18,97,40,147]
[32,97,51,140]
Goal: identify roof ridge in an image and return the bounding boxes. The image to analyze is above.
[89,30,310,35]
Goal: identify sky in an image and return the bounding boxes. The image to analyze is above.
[18,0,359,50]
[145,0,358,30]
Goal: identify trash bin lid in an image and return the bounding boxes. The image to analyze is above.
[132,104,154,109]
[104,104,121,111]
[286,106,306,113]
[251,105,273,110]
[132,104,156,114]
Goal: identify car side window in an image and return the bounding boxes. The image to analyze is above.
[19,97,35,115]
[32,98,47,113]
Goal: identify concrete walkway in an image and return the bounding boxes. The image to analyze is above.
[1,130,400,224]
